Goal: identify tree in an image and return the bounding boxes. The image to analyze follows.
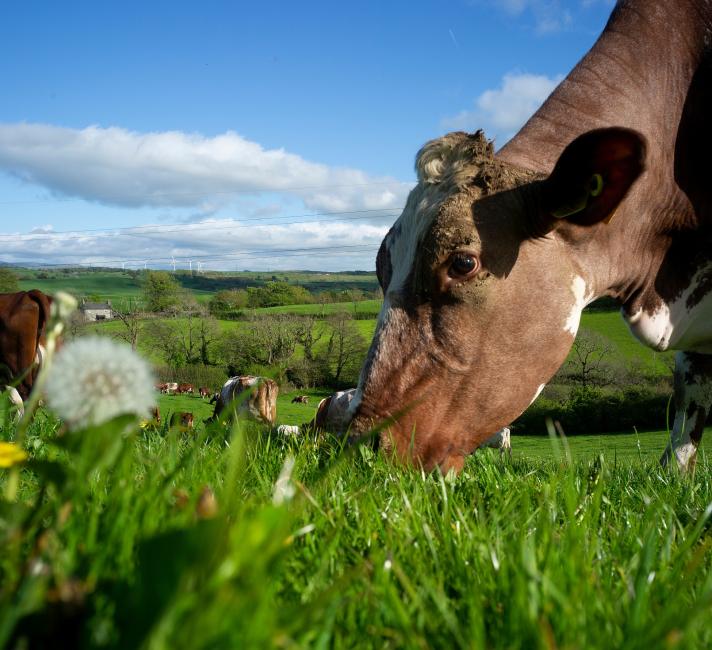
[0,268,19,293]
[146,314,221,366]
[563,328,614,390]
[208,289,248,318]
[113,299,143,351]
[319,311,369,386]
[220,315,302,374]
[246,282,313,308]
[142,271,182,313]
[286,317,327,388]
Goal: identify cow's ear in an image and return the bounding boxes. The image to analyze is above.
[541,127,646,226]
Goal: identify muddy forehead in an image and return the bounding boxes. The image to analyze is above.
[421,190,481,263]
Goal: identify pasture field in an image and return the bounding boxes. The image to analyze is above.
[18,271,145,304]
[252,299,382,317]
[1,403,711,649]
[16,268,379,305]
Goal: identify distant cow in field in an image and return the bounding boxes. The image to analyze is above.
[199,386,211,398]
[212,376,278,426]
[163,382,178,394]
[155,382,168,393]
[0,290,53,416]
[176,383,194,395]
[291,395,309,404]
[479,427,512,458]
[277,424,300,436]
[313,389,357,434]
[170,411,194,429]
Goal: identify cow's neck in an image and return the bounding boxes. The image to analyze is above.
[499,0,712,346]
[499,0,711,173]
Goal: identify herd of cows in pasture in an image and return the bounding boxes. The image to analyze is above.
[149,375,513,455]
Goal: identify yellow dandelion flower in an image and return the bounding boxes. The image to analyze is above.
[0,442,28,468]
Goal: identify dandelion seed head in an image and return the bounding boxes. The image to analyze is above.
[44,337,155,429]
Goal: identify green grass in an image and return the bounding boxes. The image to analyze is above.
[251,299,381,316]
[2,405,711,649]
[512,427,712,462]
[19,271,145,304]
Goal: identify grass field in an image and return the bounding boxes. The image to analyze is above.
[19,271,145,304]
[16,268,379,305]
[2,402,711,648]
[252,299,381,316]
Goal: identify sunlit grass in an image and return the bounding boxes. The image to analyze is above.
[1,407,711,648]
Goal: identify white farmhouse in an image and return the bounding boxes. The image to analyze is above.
[80,300,113,322]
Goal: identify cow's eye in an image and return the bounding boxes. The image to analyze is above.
[448,253,478,279]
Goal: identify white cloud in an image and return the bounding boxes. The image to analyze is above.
[0,217,392,272]
[0,123,410,214]
[441,71,563,145]
[0,122,414,271]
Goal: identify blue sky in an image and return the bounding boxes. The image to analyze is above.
[0,0,615,271]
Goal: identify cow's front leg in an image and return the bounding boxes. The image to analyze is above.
[660,352,712,472]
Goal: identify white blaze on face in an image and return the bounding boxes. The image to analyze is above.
[564,276,593,336]
[386,195,439,295]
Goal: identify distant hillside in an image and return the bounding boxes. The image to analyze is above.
[14,266,379,304]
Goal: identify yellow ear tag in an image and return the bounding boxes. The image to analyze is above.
[589,173,604,197]
[551,173,605,220]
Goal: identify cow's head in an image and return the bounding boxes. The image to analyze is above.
[349,127,646,471]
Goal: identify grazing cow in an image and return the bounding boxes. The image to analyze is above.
[348,0,712,472]
[155,382,168,393]
[199,386,211,398]
[479,427,512,458]
[170,411,194,429]
[291,395,309,404]
[277,424,300,436]
[163,382,178,394]
[314,389,357,433]
[211,376,279,426]
[0,291,52,412]
[176,383,194,395]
